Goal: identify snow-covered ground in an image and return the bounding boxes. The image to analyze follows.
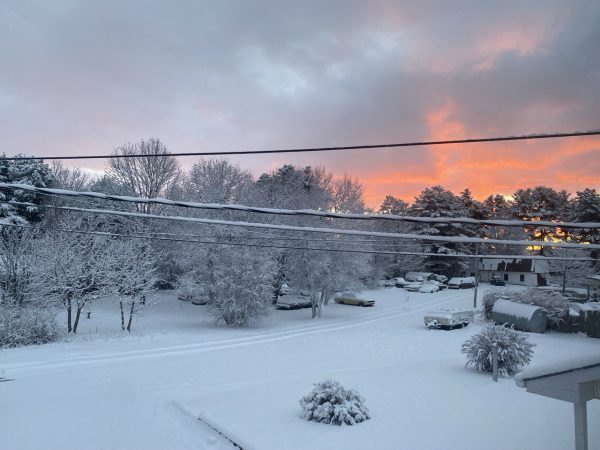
[1,286,599,450]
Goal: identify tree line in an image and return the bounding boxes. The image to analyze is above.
[0,138,598,343]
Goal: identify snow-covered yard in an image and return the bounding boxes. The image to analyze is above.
[1,287,599,450]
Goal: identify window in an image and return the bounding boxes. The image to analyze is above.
[503,274,508,281]
[520,274,525,282]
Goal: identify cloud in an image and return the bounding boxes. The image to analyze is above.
[0,0,598,207]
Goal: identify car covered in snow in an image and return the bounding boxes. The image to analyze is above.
[448,277,476,289]
[424,308,474,329]
[404,281,424,292]
[275,297,312,310]
[431,274,448,284]
[382,278,397,287]
[393,277,411,288]
[418,282,440,293]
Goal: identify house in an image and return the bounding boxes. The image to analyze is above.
[478,258,549,286]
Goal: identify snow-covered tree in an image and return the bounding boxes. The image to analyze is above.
[106,235,158,332]
[256,164,332,210]
[547,249,594,293]
[0,227,39,306]
[462,324,535,377]
[106,138,181,213]
[207,247,273,327]
[185,158,254,204]
[410,186,471,276]
[299,380,371,425]
[331,174,366,213]
[511,186,570,254]
[379,195,409,215]
[481,194,526,256]
[569,189,600,268]
[286,248,369,318]
[38,224,113,333]
[0,155,53,223]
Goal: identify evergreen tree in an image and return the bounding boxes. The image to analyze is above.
[410,186,470,276]
[511,186,570,254]
[379,195,409,215]
[0,155,53,223]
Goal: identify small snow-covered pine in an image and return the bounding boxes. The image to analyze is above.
[299,380,370,425]
[462,324,535,377]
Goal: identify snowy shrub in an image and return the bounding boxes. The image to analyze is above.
[483,291,508,320]
[462,324,535,377]
[299,380,371,425]
[0,305,61,348]
[483,289,568,327]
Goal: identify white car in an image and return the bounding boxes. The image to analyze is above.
[418,282,440,293]
[394,277,411,288]
[404,281,424,291]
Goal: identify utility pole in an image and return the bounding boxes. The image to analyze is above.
[473,243,480,309]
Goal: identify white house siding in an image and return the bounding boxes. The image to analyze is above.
[478,258,548,286]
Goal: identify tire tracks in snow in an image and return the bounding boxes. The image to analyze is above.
[6,291,468,377]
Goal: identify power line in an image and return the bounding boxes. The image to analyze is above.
[1,222,595,262]
[5,201,599,250]
[3,183,600,229]
[1,130,599,161]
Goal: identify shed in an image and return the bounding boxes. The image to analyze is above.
[492,299,548,333]
[515,353,600,450]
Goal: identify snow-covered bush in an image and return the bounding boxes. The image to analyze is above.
[483,291,508,320]
[483,289,568,327]
[299,380,371,425]
[461,324,534,377]
[0,305,61,348]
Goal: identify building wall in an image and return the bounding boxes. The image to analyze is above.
[479,271,540,286]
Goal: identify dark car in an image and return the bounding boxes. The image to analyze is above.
[490,277,506,286]
[448,277,476,289]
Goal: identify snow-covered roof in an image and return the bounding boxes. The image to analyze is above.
[492,299,541,320]
[516,352,600,383]
[586,274,600,281]
[515,352,600,404]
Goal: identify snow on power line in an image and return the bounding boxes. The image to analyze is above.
[2,183,599,229]
[6,201,600,250]
[0,222,596,262]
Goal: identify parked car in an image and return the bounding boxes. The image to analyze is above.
[432,274,448,284]
[490,276,506,286]
[334,293,375,307]
[448,277,476,289]
[419,282,440,293]
[394,277,411,288]
[426,280,448,290]
[382,278,396,288]
[405,272,433,282]
[275,297,312,310]
[404,281,424,292]
[279,283,292,295]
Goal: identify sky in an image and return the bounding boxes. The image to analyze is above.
[1,0,599,208]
